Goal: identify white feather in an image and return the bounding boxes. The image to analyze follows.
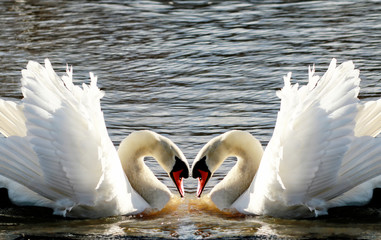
[355,99,381,137]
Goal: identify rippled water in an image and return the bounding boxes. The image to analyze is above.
[0,0,381,239]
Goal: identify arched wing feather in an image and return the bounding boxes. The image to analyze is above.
[260,59,361,205]
[18,59,123,206]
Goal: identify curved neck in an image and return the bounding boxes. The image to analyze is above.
[209,131,263,210]
[118,131,171,210]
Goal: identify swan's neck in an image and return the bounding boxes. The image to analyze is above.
[118,131,171,210]
[209,131,263,210]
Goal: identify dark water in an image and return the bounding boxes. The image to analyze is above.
[0,0,381,239]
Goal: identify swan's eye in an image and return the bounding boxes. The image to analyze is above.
[192,156,209,179]
[172,156,189,178]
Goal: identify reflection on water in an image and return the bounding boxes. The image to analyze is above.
[1,192,381,239]
[0,0,381,239]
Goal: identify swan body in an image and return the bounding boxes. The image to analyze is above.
[0,59,189,218]
[192,59,381,218]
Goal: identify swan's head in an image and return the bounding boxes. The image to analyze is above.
[154,132,190,198]
[191,131,232,197]
[119,130,189,197]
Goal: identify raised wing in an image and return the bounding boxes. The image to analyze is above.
[0,60,130,215]
[258,59,361,205]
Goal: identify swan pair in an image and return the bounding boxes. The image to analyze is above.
[0,59,380,219]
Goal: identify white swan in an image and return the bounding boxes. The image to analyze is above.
[0,59,190,218]
[192,59,381,218]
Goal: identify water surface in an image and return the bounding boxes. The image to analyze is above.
[0,0,381,239]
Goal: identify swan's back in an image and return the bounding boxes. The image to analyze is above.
[0,100,26,137]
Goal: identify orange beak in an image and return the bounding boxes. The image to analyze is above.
[171,169,184,197]
[196,169,210,197]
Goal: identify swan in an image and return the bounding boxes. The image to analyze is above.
[0,59,190,218]
[192,59,381,218]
